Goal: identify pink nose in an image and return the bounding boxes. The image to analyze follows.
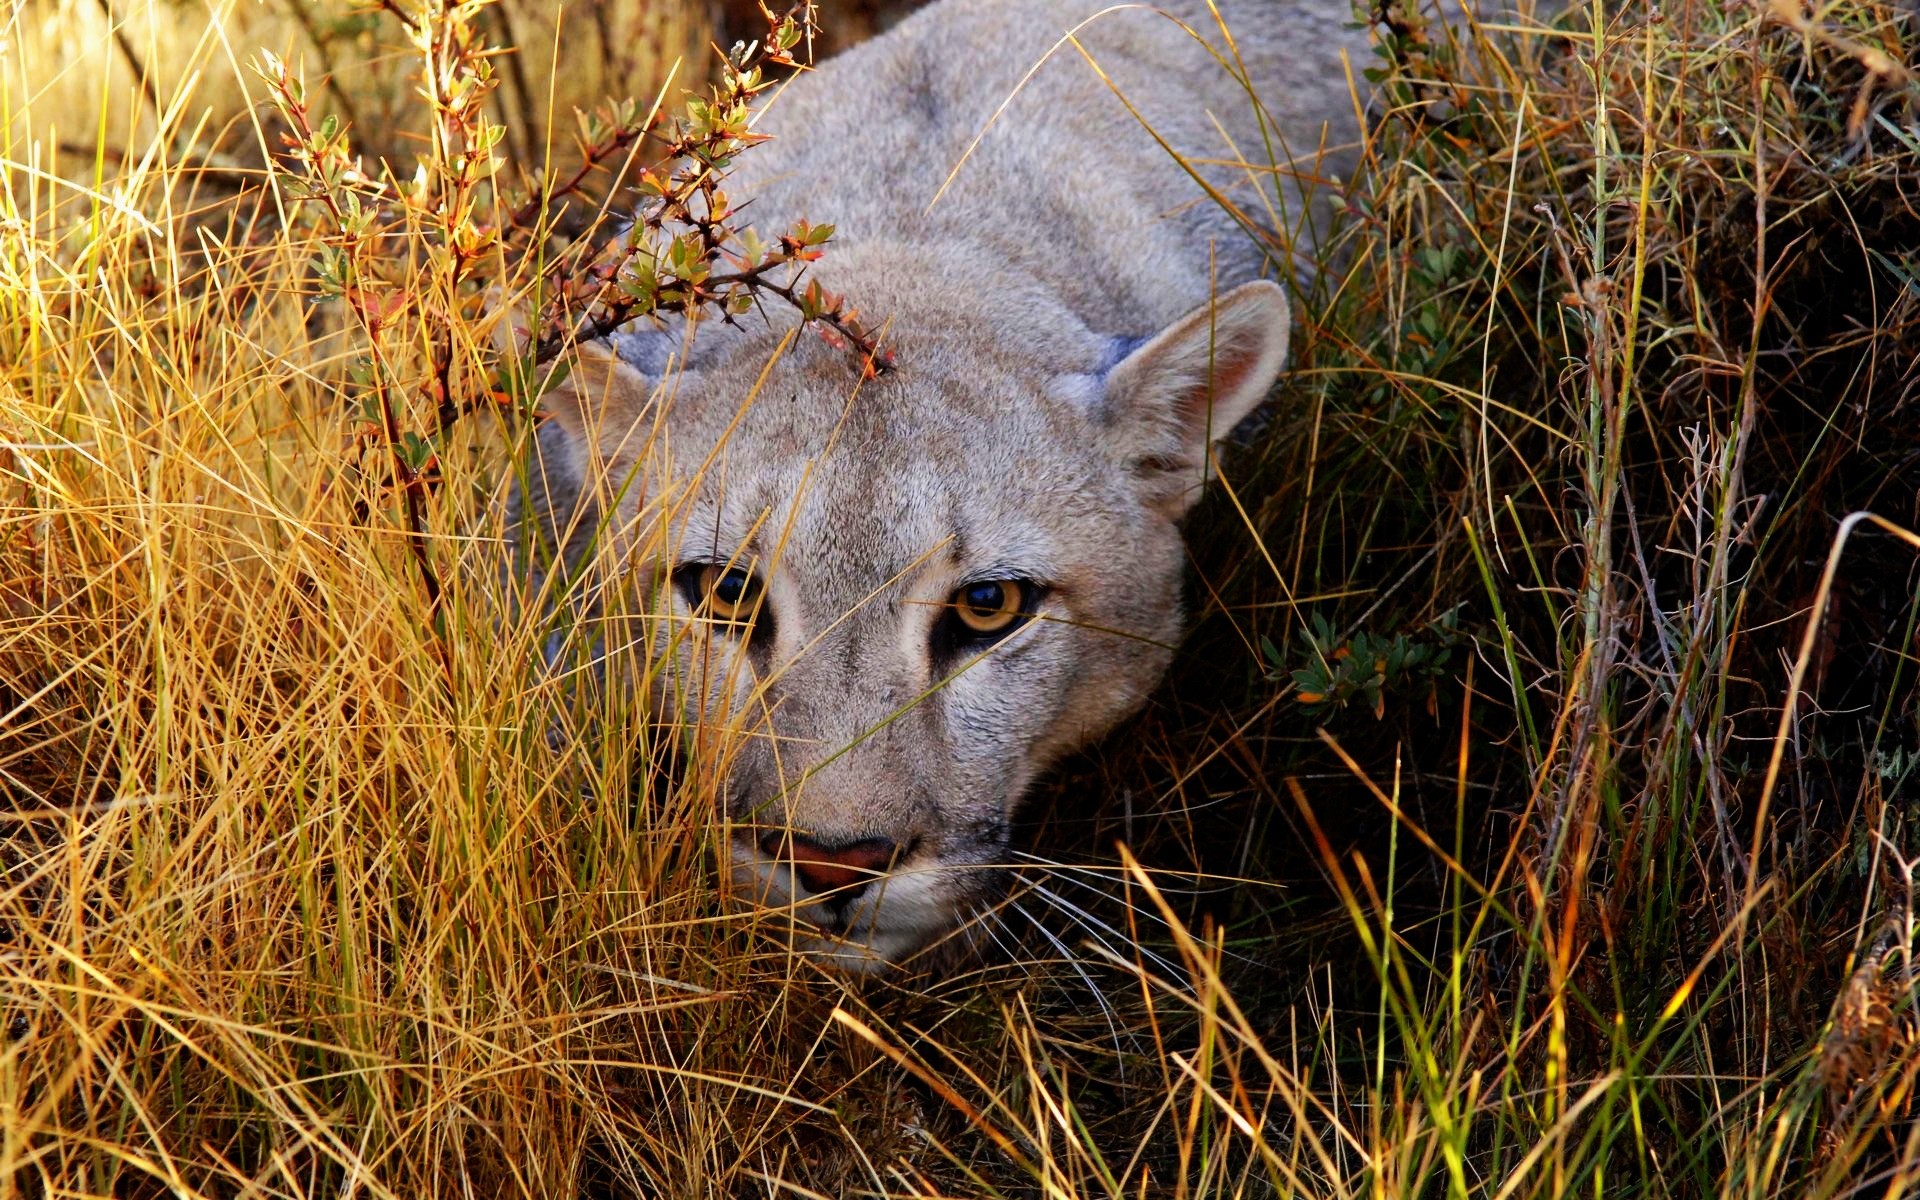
[759,832,899,898]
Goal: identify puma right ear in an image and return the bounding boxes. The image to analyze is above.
[1100,280,1291,520]
[538,341,656,450]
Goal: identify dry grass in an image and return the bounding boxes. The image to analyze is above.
[3,0,1920,1196]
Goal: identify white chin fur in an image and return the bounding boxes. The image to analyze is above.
[794,930,919,974]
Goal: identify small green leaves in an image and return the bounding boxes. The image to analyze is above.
[734,227,767,269]
[797,278,826,321]
[397,431,437,475]
[523,3,887,378]
[311,246,350,297]
[781,219,835,262]
[1273,610,1464,720]
[771,13,803,53]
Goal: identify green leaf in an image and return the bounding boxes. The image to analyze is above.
[398,431,435,473]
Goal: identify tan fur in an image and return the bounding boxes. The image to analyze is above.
[516,0,1372,970]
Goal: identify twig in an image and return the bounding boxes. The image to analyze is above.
[280,0,365,133]
[94,0,162,117]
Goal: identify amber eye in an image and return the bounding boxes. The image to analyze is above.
[697,564,764,623]
[949,579,1027,635]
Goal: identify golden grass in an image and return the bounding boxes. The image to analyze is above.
[4,0,1920,1195]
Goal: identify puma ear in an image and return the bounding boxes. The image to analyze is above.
[539,341,656,450]
[1100,280,1291,520]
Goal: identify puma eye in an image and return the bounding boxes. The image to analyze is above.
[687,564,765,624]
[946,579,1033,638]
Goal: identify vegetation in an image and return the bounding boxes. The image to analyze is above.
[2,0,1917,1195]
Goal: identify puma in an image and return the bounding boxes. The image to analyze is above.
[514,0,1370,970]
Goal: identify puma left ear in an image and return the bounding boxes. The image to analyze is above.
[1100,279,1291,519]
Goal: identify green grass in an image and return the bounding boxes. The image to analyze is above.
[3,0,1919,1195]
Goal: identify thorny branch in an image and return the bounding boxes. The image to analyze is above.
[255,0,892,660]
[518,2,893,381]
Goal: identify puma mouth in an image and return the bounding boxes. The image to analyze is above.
[727,837,973,970]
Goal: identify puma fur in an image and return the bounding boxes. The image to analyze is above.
[515,0,1372,970]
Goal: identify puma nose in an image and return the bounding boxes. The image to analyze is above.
[759,832,899,900]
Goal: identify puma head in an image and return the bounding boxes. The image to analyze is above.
[524,277,1289,971]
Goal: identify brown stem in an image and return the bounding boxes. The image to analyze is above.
[94,0,162,117]
[280,0,365,133]
[376,0,423,34]
[507,117,658,232]
[529,256,891,378]
[269,72,450,664]
[484,5,538,170]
